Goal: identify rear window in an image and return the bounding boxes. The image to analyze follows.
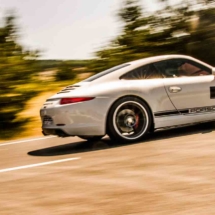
[83,64,130,82]
[120,64,162,80]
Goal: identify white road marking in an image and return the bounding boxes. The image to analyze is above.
[0,136,55,147]
[0,157,80,173]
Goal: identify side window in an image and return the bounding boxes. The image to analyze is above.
[120,64,162,80]
[154,59,186,78]
[178,60,211,76]
[154,59,211,78]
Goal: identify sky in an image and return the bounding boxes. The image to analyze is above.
[0,0,178,60]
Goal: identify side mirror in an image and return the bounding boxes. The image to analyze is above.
[212,68,215,75]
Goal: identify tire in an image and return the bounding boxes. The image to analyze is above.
[107,97,152,142]
[78,135,104,141]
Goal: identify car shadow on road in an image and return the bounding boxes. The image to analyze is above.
[28,121,215,157]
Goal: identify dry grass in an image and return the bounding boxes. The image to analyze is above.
[0,79,79,142]
[0,91,57,143]
[16,91,56,139]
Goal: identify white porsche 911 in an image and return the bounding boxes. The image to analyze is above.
[40,55,215,142]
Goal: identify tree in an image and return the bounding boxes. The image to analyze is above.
[187,8,215,65]
[91,0,215,74]
[93,0,144,71]
[0,14,40,133]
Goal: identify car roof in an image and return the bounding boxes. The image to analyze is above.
[127,55,201,67]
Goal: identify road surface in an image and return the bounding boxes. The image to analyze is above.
[1,123,215,214]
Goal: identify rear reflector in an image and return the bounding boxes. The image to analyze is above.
[60,97,94,105]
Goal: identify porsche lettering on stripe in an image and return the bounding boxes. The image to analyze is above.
[189,106,215,113]
[155,105,215,117]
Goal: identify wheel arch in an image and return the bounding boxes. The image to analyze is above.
[105,95,155,134]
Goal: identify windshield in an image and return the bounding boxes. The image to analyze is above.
[82,64,130,82]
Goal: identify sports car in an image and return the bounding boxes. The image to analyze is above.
[40,55,215,142]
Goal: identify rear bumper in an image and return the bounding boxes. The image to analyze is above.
[40,97,114,136]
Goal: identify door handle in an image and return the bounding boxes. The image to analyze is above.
[169,86,182,93]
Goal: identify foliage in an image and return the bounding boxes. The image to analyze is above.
[37,60,62,69]
[90,0,215,73]
[0,14,40,133]
[55,62,76,81]
[37,59,90,70]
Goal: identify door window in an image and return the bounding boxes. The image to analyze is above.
[154,59,211,78]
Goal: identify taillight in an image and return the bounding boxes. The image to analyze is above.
[60,97,95,105]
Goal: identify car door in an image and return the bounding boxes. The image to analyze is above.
[154,58,215,117]
[120,63,177,113]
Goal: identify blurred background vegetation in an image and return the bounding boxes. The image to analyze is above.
[1,0,215,140]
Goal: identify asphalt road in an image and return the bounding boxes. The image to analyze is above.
[1,122,215,215]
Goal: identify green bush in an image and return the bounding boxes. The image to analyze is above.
[55,63,76,81]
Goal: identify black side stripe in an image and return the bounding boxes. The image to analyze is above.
[154,110,180,117]
[178,110,189,114]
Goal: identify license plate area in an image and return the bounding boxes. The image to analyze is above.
[43,120,52,126]
[43,115,53,126]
